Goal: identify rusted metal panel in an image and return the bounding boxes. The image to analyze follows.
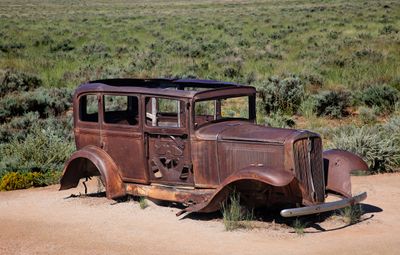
[324,149,369,197]
[217,141,285,181]
[180,166,298,214]
[60,145,126,199]
[191,140,220,188]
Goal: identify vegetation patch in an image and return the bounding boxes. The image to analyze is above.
[0,171,60,191]
[337,205,363,225]
[330,116,400,172]
[221,191,254,231]
[139,196,148,209]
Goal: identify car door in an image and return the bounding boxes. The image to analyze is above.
[75,93,101,149]
[100,93,148,184]
[143,96,193,186]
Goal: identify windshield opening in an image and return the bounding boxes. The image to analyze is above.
[194,95,253,128]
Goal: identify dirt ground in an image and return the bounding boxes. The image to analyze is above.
[0,173,399,255]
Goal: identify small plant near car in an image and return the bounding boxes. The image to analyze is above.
[338,205,363,224]
[139,196,148,209]
[292,218,307,235]
[221,191,254,231]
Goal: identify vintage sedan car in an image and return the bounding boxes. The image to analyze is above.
[60,78,367,217]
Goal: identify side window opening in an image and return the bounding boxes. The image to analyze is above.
[194,96,251,128]
[145,97,184,128]
[104,95,139,126]
[79,94,98,123]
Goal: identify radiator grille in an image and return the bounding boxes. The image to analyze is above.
[293,137,325,203]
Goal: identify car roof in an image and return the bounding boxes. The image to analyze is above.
[74,78,256,99]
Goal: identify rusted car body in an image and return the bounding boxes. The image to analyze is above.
[60,78,367,217]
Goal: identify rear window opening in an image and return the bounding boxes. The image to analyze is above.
[79,94,98,123]
[103,95,139,126]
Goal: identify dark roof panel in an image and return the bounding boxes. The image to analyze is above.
[76,78,253,99]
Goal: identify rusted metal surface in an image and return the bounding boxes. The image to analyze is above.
[60,145,126,199]
[323,149,369,198]
[60,78,367,217]
[179,166,298,214]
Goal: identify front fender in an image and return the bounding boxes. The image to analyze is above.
[60,145,126,199]
[324,149,368,198]
[180,166,295,214]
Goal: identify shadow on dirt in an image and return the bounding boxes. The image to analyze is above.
[63,189,383,233]
[181,202,382,233]
[63,191,106,199]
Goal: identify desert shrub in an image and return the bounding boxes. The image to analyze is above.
[0,171,60,191]
[82,42,110,58]
[129,50,161,72]
[292,218,307,235]
[330,121,400,172]
[0,42,25,53]
[302,73,324,87]
[0,112,40,142]
[50,39,74,52]
[223,66,242,79]
[221,191,254,231]
[353,48,384,62]
[0,113,72,143]
[298,97,316,118]
[313,90,351,118]
[257,75,304,115]
[0,87,72,121]
[358,106,376,124]
[379,25,399,35]
[337,205,363,224]
[265,111,295,128]
[0,70,42,96]
[0,125,74,175]
[139,196,148,209]
[356,85,399,113]
[33,35,54,46]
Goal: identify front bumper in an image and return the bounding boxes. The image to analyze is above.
[280,192,367,217]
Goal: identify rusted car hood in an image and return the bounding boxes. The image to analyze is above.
[195,121,300,143]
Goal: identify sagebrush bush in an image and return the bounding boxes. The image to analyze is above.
[0,70,42,96]
[0,113,72,143]
[0,125,74,176]
[257,75,304,114]
[356,85,399,113]
[265,111,296,128]
[0,87,72,122]
[313,90,351,118]
[358,106,376,124]
[330,119,400,172]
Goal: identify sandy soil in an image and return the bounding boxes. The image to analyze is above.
[0,173,399,255]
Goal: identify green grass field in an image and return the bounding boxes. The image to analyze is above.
[1,0,399,88]
[0,0,399,187]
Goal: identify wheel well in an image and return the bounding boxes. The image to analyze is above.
[60,157,101,190]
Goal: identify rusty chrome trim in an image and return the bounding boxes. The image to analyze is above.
[280,192,367,217]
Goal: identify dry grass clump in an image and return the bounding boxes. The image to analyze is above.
[221,191,254,231]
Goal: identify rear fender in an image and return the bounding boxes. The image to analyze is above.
[324,149,368,198]
[181,166,295,214]
[60,145,125,199]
